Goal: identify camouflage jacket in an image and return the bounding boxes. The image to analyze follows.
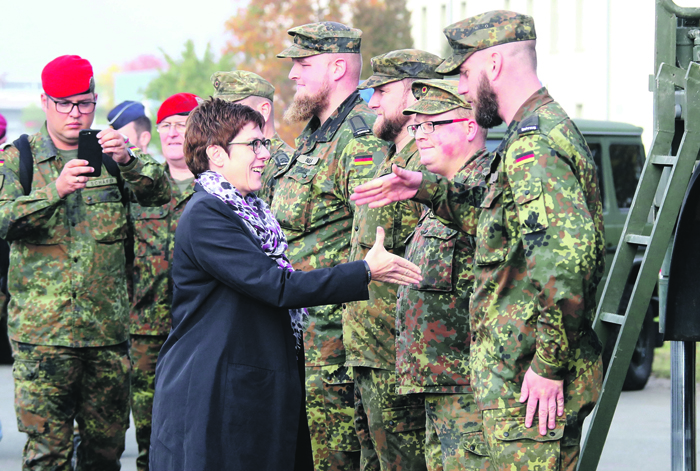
[130,167,194,335]
[415,88,605,410]
[0,124,171,348]
[396,148,491,395]
[344,139,424,370]
[270,91,389,366]
[257,133,294,205]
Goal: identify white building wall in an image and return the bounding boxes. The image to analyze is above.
[406,0,656,151]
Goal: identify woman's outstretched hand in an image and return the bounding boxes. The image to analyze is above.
[364,227,422,285]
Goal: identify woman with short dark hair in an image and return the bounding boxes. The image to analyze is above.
[149,98,421,471]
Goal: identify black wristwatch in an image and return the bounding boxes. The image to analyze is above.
[362,260,372,284]
[119,147,136,166]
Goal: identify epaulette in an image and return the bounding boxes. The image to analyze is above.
[271,150,290,168]
[518,115,540,135]
[348,115,372,138]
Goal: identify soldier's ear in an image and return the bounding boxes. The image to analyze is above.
[329,57,347,82]
[258,101,272,122]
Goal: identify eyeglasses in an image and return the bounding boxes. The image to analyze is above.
[48,96,96,115]
[407,118,471,137]
[157,122,187,134]
[228,138,271,154]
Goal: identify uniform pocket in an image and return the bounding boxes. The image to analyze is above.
[461,430,490,457]
[513,179,549,235]
[412,219,458,292]
[133,205,169,257]
[272,166,318,232]
[320,364,359,451]
[382,404,426,433]
[82,185,127,242]
[475,186,508,266]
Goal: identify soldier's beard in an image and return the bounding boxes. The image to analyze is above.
[284,81,331,123]
[474,73,503,129]
[374,109,410,142]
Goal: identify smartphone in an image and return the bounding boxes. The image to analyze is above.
[77,129,102,177]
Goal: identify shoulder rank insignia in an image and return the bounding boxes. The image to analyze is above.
[518,114,540,135]
[348,116,372,138]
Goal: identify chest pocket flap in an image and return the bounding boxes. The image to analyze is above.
[412,219,458,292]
[81,185,126,242]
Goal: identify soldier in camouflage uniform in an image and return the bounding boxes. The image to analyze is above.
[273,22,390,471]
[352,11,605,471]
[0,55,170,471]
[396,79,491,471]
[128,92,200,471]
[211,70,294,205]
[347,49,442,471]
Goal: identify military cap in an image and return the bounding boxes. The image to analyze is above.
[436,10,536,75]
[211,70,275,102]
[41,55,94,98]
[108,101,146,130]
[357,49,443,90]
[402,79,470,116]
[157,93,202,124]
[277,21,362,58]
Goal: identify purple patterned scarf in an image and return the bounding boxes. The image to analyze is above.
[196,170,307,353]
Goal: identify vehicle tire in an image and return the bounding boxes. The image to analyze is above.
[622,306,655,391]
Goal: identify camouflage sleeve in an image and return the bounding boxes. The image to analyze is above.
[505,129,599,380]
[119,150,171,207]
[412,169,484,235]
[338,135,388,212]
[0,146,63,240]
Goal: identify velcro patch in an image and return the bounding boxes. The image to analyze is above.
[354,155,373,166]
[514,153,535,167]
[518,115,540,135]
[86,176,118,188]
[297,156,319,166]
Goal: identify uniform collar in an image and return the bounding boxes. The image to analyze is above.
[35,122,60,163]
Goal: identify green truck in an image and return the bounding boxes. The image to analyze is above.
[486,119,661,391]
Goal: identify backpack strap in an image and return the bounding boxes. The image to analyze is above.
[12,135,33,196]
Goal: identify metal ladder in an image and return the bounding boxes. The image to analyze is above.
[578,1,700,469]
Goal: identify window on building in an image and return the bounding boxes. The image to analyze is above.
[551,0,559,54]
[576,0,584,52]
[461,1,467,18]
[422,7,428,50]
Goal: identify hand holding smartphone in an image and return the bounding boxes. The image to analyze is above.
[77,129,102,177]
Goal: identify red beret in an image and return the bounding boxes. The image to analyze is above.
[42,55,94,98]
[157,93,202,124]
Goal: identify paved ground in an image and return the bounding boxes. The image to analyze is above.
[0,365,693,470]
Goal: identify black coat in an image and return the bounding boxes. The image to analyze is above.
[149,186,369,471]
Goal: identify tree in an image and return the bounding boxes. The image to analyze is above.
[351,0,414,78]
[144,40,236,102]
[223,0,414,143]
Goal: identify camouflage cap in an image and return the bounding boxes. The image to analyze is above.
[277,22,362,58]
[357,49,443,90]
[211,70,275,102]
[402,79,470,116]
[436,10,536,75]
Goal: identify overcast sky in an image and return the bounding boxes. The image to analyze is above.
[2,0,240,81]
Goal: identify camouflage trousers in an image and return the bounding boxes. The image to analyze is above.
[424,393,490,471]
[306,364,361,471]
[353,366,427,471]
[11,341,130,471]
[129,334,167,471]
[481,357,603,471]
